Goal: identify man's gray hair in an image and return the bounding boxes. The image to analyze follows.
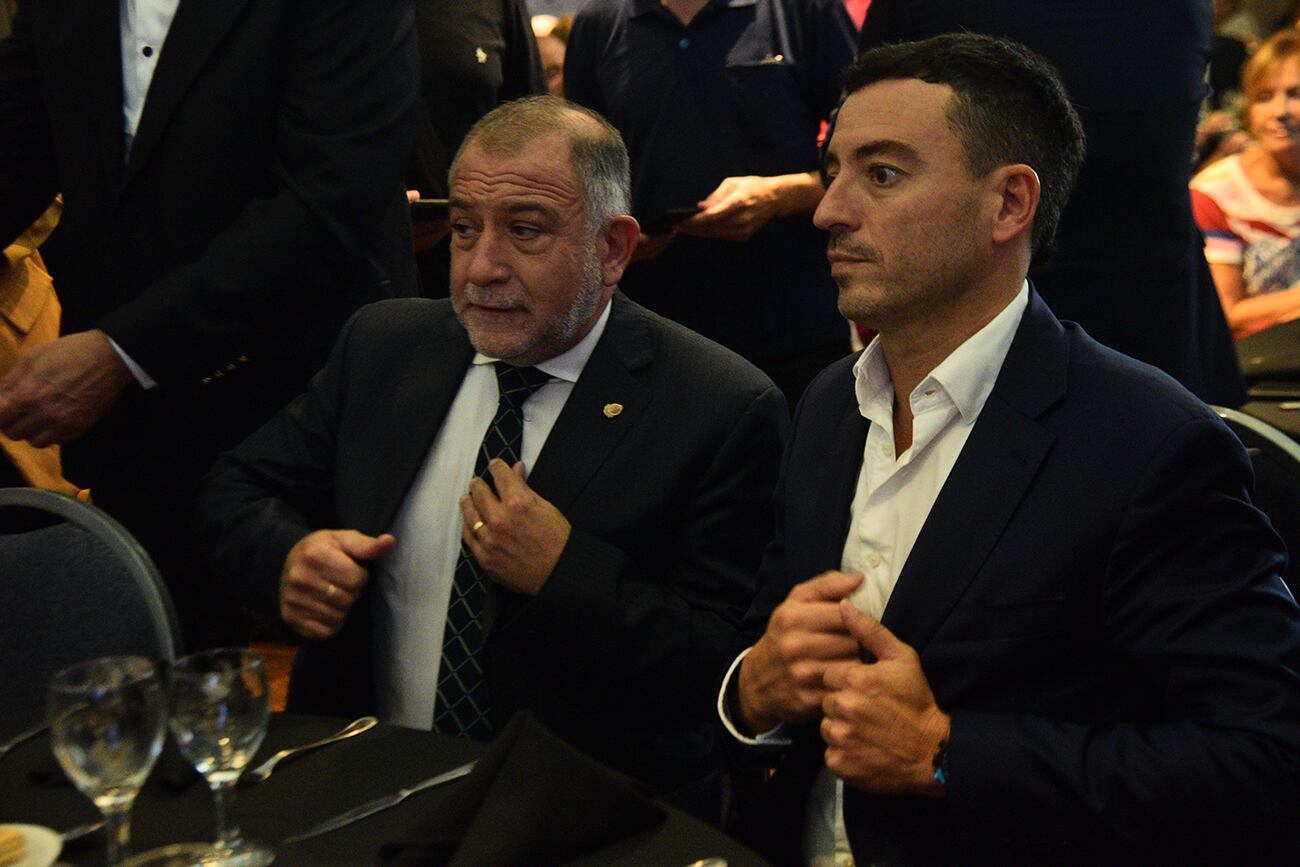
[451,95,632,235]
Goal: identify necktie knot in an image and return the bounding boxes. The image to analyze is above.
[493,362,552,411]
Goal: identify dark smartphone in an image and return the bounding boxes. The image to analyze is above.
[410,198,449,220]
[639,206,699,236]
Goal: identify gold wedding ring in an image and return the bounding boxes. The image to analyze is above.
[325,582,339,599]
[471,520,485,533]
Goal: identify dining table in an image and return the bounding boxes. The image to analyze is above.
[0,711,770,866]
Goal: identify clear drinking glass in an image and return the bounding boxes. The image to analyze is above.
[164,648,274,867]
[48,655,166,866]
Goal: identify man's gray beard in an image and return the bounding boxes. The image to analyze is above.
[462,245,606,360]
[556,246,606,344]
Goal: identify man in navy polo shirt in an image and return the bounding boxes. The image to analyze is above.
[564,0,856,404]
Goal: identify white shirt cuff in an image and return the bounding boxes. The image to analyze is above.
[107,336,157,389]
[717,646,793,746]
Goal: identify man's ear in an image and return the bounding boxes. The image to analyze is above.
[990,164,1040,248]
[600,215,640,286]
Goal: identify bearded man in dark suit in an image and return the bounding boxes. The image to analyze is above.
[0,0,419,646]
[196,97,787,820]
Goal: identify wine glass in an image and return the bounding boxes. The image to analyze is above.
[164,648,274,867]
[48,655,166,867]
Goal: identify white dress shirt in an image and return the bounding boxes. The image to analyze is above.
[719,284,1029,866]
[109,0,180,387]
[374,301,612,730]
[120,0,179,157]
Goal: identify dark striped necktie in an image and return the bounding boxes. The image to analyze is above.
[433,362,552,739]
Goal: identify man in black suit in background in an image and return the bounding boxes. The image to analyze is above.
[407,0,545,297]
[721,35,1300,864]
[196,97,787,819]
[0,0,419,646]
[859,0,1247,406]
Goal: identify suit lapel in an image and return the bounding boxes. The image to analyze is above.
[361,316,475,534]
[123,0,253,184]
[526,294,651,511]
[881,291,1068,650]
[812,374,870,570]
[56,0,125,190]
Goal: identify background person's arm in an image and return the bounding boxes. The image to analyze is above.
[1207,259,1300,337]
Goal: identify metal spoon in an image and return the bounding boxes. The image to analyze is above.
[61,819,106,843]
[0,721,48,761]
[242,715,378,783]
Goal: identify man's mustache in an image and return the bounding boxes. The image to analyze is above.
[827,235,882,262]
[463,283,524,308]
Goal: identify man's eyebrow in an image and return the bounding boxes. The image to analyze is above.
[822,139,920,183]
[504,200,559,219]
[446,197,560,221]
[850,139,920,164]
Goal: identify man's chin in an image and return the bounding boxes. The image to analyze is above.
[466,330,533,363]
[837,290,884,328]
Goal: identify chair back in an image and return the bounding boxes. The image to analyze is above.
[1213,407,1300,601]
[0,488,181,709]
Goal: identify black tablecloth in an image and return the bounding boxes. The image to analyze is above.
[1239,399,1300,443]
[0,713,768,866]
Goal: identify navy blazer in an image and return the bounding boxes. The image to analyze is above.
[732,291,1300,864]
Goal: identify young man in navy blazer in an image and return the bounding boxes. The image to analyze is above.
[722,34,1300,864]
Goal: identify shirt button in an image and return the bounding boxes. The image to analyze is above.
[867,550,882,568]
[678,37,690,48]
[142,45,153,57]
[879,443,891,457]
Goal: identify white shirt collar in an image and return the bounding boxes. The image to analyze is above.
[471,297,612,383]
[852,281,1030,424]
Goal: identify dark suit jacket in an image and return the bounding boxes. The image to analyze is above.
[0,0,419,536]
[196,293,788,809]
[730,291,1300,864]
[408,0,544,202]
[859,0,1247,407]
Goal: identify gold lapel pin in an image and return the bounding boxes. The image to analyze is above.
[603,403,623,418]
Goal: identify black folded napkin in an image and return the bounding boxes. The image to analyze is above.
[379,712,666,867]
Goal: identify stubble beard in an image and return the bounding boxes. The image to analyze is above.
[460,246,606,365]
[829,234,887,326]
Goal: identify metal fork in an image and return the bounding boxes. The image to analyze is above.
[242,715,378,783]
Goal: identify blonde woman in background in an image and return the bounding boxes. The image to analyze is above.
[1192,29,1300,337]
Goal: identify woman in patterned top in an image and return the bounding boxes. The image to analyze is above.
[1192,29,1300,337]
